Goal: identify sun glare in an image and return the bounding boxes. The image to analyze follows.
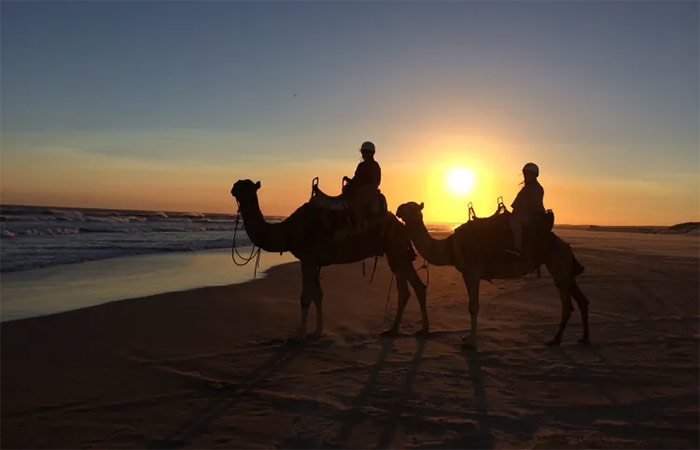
[446,167,476,195]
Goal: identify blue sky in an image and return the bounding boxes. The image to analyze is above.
[1,1,698,224]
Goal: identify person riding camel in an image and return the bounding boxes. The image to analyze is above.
[343,141,381,233]
[508,162,545,257]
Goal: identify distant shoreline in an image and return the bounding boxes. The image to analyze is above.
[554,222,700,235]
[2,203,696,230]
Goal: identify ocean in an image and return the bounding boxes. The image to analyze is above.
[0,204,455,322]
[0,204,279,272]
[1,204,457,273]
[0,204,278,322]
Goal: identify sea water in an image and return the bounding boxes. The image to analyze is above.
[0,204,281,271]
[0,248,297,322]
[0,204,290,321]
[0,204,455,322]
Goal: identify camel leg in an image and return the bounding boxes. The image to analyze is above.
[382,272,410,336]
[571,281,590,345]
[547,285,573,346]
[293,261,318,342]
[309,271,324,340]
[461,270,480,349]
[406,267,429,335]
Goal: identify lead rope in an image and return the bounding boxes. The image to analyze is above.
[369,255,379,283]
[384,272,394,313]
[231,202,262,278]
[361,256,380,283]
[385,258,429,314]
[418,258,430,289]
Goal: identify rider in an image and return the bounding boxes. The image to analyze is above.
[343,141,381,232]
[509,162,545,256]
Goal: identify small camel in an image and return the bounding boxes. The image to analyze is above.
[230,180,428,341]
[396,201,590,348]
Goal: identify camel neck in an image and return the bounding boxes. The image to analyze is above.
[237,195,288,253]
[406,219,453,266]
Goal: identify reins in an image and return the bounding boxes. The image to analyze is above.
[383,257,430,314]
[231,201,262,278]
[418,258,430,289]
[362,256,380,284]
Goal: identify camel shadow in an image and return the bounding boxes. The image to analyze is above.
[381,329,470,341]
[453,349,497,449]
[333,336,396,446]
[147,340,303,449]
[376,338,427,448]
[405,349,498,449]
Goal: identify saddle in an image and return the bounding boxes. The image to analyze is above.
[309,177,388,216]
[451,197,555,274]
[307,177,389,251]
[310,184,348,211]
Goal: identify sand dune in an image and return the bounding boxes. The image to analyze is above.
[2,230,698,448]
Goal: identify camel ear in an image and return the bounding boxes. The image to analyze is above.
[419,202,424,211]
[255,181,261,190]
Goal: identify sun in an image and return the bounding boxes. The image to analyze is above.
[446,167,476,195]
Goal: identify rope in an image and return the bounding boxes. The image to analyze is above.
[418,258,430,289]
[369,256,379,283]
[361,255,379,283]
[384,272,394,313]
[231,202,263,278]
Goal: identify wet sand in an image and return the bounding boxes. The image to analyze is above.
[1,248,297,322]
[2,230,698,448]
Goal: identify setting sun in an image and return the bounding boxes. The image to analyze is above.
[446,167,476,195]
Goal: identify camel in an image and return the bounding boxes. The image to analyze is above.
[395,201,590,349]
[230,179,428,341]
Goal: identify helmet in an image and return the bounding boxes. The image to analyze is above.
[360,141,375,153]
[522,162,539,176]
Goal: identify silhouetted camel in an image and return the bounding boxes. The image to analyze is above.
[396,201,590,349]
[230,180,428,341]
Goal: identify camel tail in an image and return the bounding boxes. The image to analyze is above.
[572,256,585,276]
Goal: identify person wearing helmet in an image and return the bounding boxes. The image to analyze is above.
[509,162,545,256]
[342,141,382,233]
[343,141,381,191]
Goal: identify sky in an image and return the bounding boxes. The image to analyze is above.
[1,1,698,225]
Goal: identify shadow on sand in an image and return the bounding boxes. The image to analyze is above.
[376,338,427,448]
[333,336,397,446]
[333,335,495,449]
[148,340,303,449]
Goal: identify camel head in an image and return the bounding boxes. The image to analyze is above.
[230,179,261,201]
[396,202,425,226]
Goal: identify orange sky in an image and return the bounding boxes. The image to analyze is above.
[2,3,698,226]
[2,133,697,226]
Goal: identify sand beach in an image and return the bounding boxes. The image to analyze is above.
[3,1,699,448]
[1,229,698,448]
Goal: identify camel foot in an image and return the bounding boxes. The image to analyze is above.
[578,337,591,346]
[546,338,561,346]
[415,329,430,339]
[460,341,477,351]
[380,329,399,337]
[307,331,324,341]
[286,334,306,345]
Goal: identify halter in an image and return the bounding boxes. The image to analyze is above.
[231,199,262,278]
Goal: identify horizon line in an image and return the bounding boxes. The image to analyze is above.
[1,202,695,229]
